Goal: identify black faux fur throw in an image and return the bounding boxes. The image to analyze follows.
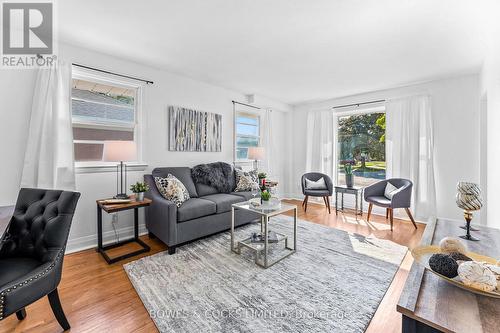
[191,162,234,193]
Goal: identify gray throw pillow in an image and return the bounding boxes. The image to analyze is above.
[154,174,190,207]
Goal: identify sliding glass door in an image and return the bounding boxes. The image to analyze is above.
[336,108,386,187]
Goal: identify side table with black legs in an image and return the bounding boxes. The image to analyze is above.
[334,185,364,219]
[96,197,152,264]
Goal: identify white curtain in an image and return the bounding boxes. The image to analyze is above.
[305,109,335,178]
[21,62,76,190]
[260,108,272,174]
[386,95,436,219]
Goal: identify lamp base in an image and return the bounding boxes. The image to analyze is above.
[459,224,480,231]
[459,234,479,241]
[460,211,479,241]
[114,193,129,199]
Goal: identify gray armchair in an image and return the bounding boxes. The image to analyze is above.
[363,178,417,231]
[301,172,333,213]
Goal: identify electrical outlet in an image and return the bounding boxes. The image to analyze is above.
[112,214,118,224]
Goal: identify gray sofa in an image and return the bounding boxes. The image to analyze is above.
[144,167,259,254]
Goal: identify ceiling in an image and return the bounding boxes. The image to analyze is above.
[59,0,496,105]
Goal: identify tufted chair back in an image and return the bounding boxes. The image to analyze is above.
[0,188,80,263]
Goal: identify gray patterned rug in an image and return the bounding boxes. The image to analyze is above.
[124,216,407,333]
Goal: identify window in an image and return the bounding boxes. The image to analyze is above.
[336,109,386,187]
[71,72,139,162]
[235,112,260,160]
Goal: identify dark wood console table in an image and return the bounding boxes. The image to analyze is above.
[96,198,151,264]
[397,218,500,333]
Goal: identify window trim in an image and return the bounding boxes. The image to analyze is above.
[72,66,145,171]
[334,105,386,187]
[234,111,261,162]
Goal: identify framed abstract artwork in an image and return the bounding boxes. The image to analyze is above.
[168,105,222,152]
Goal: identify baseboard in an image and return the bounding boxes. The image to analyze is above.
[282,195,428,224]
[66,223,149,254]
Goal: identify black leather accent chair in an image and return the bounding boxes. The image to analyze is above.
[0,188,80,330]
[301,172,334,213]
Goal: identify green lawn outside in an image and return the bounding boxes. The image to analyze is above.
[338,161,386,172]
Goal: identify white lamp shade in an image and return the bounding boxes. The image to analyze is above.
[248,147,265,160]
[103,141,137,162]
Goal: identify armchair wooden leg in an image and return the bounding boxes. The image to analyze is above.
[16,308,26,320]
[48,289,70,331]
[367,203,373,222]
[304,195,309,212]
[323,196,331,214]
[405,208,418,229]
[386,208,389,219]
[389,208,394,231]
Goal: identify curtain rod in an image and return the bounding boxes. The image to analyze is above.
[72,63,154,85]
[332,99,385,109]
[232,100,261,109]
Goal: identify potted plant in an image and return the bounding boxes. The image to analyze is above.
[344,163,354,188]
[130,181,149,201]
[260,189,271,204]
[258,172,267,187]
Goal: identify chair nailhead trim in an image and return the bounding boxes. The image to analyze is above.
[0,248,65,320]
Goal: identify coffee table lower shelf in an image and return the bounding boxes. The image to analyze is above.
[235,231,295,268]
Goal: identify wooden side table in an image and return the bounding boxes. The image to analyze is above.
[96,197,151,264]
[334,185,364,217]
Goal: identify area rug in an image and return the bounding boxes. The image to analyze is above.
[124,216,407,333]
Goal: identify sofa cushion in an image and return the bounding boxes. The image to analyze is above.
[177,198,216,222]
[200,193,245,213]
[195,183,219,197]
[231,191,254,201]
[152,167,198,198]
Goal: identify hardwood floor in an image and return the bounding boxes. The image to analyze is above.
[0,199,424,333]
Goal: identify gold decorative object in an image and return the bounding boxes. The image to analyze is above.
[456,182,483,241]
[411,245,500,298]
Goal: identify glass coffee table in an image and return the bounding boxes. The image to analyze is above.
[231,201,297,268]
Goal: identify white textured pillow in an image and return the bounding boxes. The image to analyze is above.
[384,182,399,199]
[305,177,327,190]
[154,174,190,207]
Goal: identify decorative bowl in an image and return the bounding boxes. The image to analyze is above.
[411,245,500,298]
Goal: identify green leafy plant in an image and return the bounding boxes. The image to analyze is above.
[344,163,353,175]
[130,181,149,193]
[260,190,271,201]
[258,172,267,179]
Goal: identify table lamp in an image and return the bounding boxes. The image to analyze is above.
[455,182,483,241]
[103,141,137,199]
[248,147,265,171]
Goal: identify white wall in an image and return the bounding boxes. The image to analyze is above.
[480,37,500,229]
[291,74,481,222]
[0,42,291,252]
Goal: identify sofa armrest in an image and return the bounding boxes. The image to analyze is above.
[144,175,178,246]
